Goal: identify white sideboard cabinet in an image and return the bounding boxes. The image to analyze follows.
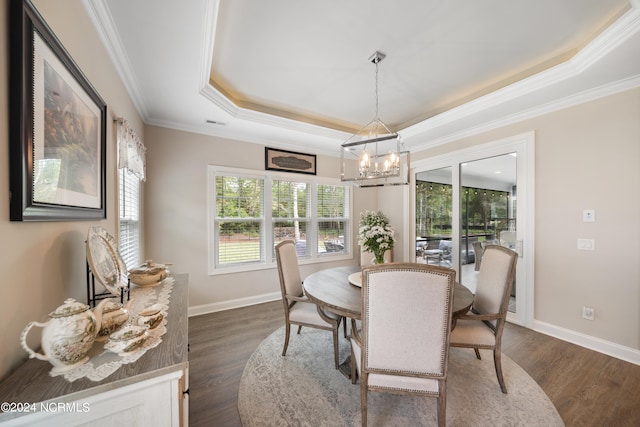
[0,274,189,426]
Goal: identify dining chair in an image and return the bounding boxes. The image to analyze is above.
[275,240,343,368]
[472,241,484,271]
[449,244,517,393]
[350,263,456,427]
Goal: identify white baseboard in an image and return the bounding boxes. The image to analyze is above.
[533,320,640,366]
[188,292,281,317]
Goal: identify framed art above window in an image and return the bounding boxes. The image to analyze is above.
[265,147,316,175]
[9,0,107,221]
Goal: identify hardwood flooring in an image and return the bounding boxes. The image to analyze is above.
[188,300,640,426]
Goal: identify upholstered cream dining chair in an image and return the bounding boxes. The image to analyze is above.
[275,240,343,368]
[350,263,456,427]
[449,244,517,393]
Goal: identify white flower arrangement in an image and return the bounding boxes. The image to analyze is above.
[358,210,395,264]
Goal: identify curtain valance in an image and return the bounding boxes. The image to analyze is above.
[117,119,146,182]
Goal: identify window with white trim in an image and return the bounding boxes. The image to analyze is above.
[209,167,351,273]
[119,168,141,270]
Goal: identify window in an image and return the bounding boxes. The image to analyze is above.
[317,184,348,256]
[215,175,264,265]
[272,180,309,257]
[209,167,351,273]
[119,168,141,270]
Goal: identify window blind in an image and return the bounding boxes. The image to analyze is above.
[215,175,265,266]
[317,184,349,255]
[119,168,141,270]
[272,180,309,257]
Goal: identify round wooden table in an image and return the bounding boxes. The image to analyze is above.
[303,265,474,321]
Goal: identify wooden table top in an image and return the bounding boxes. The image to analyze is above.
[303,265,474,321]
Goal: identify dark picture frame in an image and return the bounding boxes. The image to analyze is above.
[9,0,107,221]
[265,147,316,175]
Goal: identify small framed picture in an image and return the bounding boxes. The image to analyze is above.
[265,147,316,175]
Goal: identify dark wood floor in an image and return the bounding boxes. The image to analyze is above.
[188,300,640,426]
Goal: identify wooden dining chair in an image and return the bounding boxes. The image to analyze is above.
[449,244,517,393]
[275,240,343,368]
[350,263,456,427]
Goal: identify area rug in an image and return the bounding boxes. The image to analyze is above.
[238,327,564,426]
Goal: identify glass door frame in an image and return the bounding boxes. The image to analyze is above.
[409,131,535,327]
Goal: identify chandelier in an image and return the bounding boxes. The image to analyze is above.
[340,51,410,187]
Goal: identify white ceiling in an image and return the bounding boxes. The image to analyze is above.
[83,0,640,156]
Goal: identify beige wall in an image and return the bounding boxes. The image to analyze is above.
[0,0,143,379]
[143,125,377,309]
[412,88,640,350]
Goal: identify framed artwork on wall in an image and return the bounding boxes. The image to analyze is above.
[9,0,107,221]
[265,147,316,175]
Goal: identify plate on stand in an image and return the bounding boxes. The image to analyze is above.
[86,226,128,296]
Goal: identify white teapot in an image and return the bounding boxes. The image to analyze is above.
[20,298,109,373]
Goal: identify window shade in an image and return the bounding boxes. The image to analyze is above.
[317,185,349,255]
[215,175,265,266]
[119,168,141,270]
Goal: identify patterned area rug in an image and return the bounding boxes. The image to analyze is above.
[238,327,564,426]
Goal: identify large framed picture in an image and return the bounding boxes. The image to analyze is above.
[9,0,107,221]
[265,147,316,175]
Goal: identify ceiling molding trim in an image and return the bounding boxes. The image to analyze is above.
[199,84,349,141]
[199,0,219,97]
[83,0,149,120]
[400,2,640,141]
[571,0,640,72]
[145,116,343,157]
[408,74,640,153]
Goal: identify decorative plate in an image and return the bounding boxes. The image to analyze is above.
[86,226,128,296]
[348,272,362,288]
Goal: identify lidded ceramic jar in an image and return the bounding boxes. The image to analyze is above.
[128,260,167,287]
[96,299,134,341]
[21,298,103,373]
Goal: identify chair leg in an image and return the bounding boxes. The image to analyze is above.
[332,327,339,369]
[474,348,481,359]
[282,324,291,357]
[343,316,347,338]
[493,349,508,394]
[350,342,357,384]
[360,374,368,427]
[297,325,302,334]
[437,380,446,427]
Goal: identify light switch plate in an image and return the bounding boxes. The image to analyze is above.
[577,238,595,251]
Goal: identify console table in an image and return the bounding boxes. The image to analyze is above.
[0,274,189,426]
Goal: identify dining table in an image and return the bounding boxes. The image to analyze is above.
[303,265,474,321]
[303,265,475,377]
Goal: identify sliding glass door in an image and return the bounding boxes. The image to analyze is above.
[415,167,453,268]
[460,154,517,312]
[411,133,533,326]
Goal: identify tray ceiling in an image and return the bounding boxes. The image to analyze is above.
[83,0,640,155]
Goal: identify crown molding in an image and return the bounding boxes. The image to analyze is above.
[408,74,640,152]
[83,0,149,119]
